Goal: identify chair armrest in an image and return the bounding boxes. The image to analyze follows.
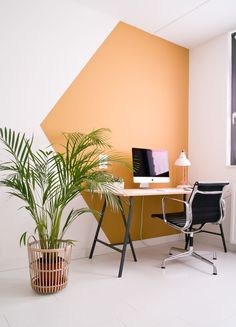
[162,197,191,229]
[219,198,226,224]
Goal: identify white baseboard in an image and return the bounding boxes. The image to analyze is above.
[0,255,28,272]
[2,233,235,272]
[132,233,183,248]
[71,233,183,260]
[0,234,183,271]
[194,233,236,252]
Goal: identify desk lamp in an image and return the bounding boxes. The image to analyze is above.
[175,150,191,188]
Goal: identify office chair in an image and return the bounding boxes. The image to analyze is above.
[151,181,229,275]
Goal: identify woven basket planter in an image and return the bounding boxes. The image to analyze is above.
[27,240,72,294]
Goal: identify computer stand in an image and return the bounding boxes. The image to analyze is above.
[139,182,150,188]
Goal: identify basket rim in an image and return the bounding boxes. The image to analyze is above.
[27,240,72,253]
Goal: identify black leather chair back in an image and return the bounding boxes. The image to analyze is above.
[190,182,229,225]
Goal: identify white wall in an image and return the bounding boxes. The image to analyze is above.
[0,0,118,270]
[189,32,236,249]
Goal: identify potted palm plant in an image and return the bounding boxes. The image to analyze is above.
[0,127,122,293]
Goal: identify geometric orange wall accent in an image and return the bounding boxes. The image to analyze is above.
[41,22,189,243]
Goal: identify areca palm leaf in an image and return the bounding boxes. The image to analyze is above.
[0,127,128,249]
[0,128,33,170]
[60,207,97,239]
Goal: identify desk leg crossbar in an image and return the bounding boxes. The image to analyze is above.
[89,196,137,277]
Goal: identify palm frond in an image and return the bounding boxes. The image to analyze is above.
[0,127,129,249]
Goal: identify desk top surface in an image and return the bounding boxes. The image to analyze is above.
[113,187,191,197]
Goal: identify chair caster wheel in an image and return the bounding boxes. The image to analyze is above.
[161,266,166,269]
[213,272,217,275]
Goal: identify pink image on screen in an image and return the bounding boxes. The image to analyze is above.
[148,150,169,176]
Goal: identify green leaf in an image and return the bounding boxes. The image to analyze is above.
[0,127,129,249]
[19,231,27,246]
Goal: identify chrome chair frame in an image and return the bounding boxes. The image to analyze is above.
[160,182,228,275]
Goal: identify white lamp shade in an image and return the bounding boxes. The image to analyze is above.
[175,151,191,166]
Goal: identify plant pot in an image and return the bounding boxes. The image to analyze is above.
[27,240,72,294]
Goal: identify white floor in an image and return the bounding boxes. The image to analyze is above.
[1,240,236,327]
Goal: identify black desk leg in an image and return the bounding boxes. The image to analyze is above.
[118,196,134,278]
[89,199,107,259]
[219,224,227,253]
[118,196,137,262]
[185,234,189,250]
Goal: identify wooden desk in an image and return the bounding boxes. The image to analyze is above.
[89,187,191,277]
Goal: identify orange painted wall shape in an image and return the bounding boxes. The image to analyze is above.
[41,22,189,242]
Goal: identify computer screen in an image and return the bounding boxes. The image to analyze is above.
[132,148,170,187]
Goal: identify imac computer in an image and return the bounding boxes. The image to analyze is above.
[132,148,170,188]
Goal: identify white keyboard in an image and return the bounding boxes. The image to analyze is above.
[155,188,185,193]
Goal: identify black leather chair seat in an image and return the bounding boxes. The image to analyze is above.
[152,211,186,228]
